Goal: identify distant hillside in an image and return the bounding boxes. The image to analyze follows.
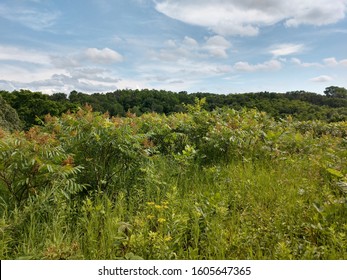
[1,86,347,129]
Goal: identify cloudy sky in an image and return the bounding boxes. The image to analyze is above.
[0,0,346,94]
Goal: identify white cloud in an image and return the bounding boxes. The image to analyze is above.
[0,66,143,94]
[284,1,347,27]
[234,60,282,72]
[270,44,305,57]
[50,55,81,68]
[84,48,123,64]
[143,59,232,77]
[310,75,333,83]
[324,57,339,66]
[164,39,177,48]
[154,0,347,36]
[154,47,190,62]
[204,35,231,58]
[0,3,60,30]
[0,45,126,95]
[0,63,65,86]
[0,46,127,93]
[291,57,347,68]
[0,45,51,65]
[137,51,234,92]
[152,35,232,62]
[50,47,124,68]
[68,68,121,84]
[143,34,233,91]
[182,36,198,48]
[323,57,347,67]
[291,58,322,67]
[28,73,120,94]
[156,36,200,61]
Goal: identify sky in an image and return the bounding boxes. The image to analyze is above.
[0,0,346,95]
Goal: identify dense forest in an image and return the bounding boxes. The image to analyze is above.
[1,86,347,130]
[0,87,347,260]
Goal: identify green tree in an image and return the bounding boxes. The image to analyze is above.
[324,86,347,98]
[49,92,68,102]
[0,95,22,131]
[5,90,69,129]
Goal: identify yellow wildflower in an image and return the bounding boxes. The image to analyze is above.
[164,235,172,242]
[157,218,166,223]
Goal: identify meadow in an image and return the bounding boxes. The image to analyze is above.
[0,99,346,259]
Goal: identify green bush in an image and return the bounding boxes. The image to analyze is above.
[1,105,346,259]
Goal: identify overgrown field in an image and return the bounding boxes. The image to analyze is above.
[0,100,346,259]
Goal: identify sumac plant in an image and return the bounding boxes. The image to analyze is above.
[0,127,84,207]
[41,107,148,194]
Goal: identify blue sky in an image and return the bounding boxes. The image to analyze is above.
[0,0,346,94]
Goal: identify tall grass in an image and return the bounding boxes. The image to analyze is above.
[0,104,346,259]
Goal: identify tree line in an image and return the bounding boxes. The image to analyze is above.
[1,86,347,130]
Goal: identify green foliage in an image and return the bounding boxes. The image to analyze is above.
[3,86,347,131]
[41,106,148,195]
[1,90,76,129]
[0,127,85,207]
[324,86,347,98]
[0,105,346,260]
[0,95,22,131]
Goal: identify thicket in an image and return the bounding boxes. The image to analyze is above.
[0,95,22,131]
[1,86,347,129]
[0,100,346,259]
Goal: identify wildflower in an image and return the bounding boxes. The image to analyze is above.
[103,120,112,128]
[93,133,101,142]
[148,231,158,239]
[164,235,172,242]
[157,218,166,223]
[146,202,155,206]
[147,215,155,220]
[162,201,169,209]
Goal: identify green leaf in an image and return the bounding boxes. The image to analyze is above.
[326,168,344,178]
